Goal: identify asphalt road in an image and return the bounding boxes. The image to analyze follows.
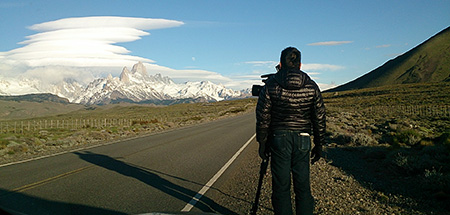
[0,113,256,215]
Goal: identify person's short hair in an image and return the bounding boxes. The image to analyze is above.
[280,47,301,69]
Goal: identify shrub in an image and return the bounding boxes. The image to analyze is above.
[380,132,401,147]
[386,149,421,175]
[391,152,411,172]
[424,168,450,195]
[437,131,450,146]
[397,129,422,146]
[351,133,377,146]
[381,130,422,147]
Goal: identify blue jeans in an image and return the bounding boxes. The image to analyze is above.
[270,130,314,215]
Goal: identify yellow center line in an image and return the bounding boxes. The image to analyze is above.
[3,165,94,197]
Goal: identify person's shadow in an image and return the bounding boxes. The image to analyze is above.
[74,151,236,214]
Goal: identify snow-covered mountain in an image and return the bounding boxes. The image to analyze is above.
[0,62,245,105]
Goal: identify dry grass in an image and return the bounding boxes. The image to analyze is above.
[0,98,257,164]
[323,82,450,205]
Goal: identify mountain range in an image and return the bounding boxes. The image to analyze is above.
[327,26,450,92]
[0,62,248,105]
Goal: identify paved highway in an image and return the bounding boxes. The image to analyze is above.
[0,113,256,215]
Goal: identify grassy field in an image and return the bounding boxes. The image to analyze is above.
[0,98,256,164]
[323,81,450,209]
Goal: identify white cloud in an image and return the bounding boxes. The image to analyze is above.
[225,79,263,90]
[376,44,391,48]
[0,16,184,84]
[307,41,353,46]
[143,63,232,84]
[244,61,278,66]
[28,16,183,32]
[302,63,344,71]
[243,61,279,72]
[1,17,182,68]
[22,66,96,85]
[317,83,337,91]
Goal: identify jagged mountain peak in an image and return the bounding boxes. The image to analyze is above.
[120,67,131,83]
[131,61,147,76]
[70,62,243,104]
[151,73,174,85]
[0,61,245,105]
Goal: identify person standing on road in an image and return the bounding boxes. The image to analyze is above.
[256,47,326,215]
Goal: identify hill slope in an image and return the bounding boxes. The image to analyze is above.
[0,93,70,104]
[328,26,450,92]
[0,94,85,120]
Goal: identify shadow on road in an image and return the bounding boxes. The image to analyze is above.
[133,163,259,210]
[0,188,126,215]
[74,151,237,214]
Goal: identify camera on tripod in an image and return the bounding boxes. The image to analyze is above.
[251,64,279,96]
[251,73,275,96]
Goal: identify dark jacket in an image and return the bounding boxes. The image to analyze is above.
[256,68,326,147]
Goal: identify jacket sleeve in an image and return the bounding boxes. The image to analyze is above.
[311,85,326,146]
[256,85,271,145]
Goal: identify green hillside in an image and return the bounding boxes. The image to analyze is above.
[328,26,450,92]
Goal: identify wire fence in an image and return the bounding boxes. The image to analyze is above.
[364,105,450,117]
[0,118,158,134]
[1,105,449,134]
[329,104,450,118]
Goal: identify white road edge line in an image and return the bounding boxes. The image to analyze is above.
[181,133,256,212]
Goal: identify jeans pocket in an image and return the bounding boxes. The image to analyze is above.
[298,133,311,152]
[271,133,287,153]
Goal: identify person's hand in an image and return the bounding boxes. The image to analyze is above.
[311,144,322,164]
[258,142,270,160]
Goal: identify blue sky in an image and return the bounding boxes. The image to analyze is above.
[1,0,449,90]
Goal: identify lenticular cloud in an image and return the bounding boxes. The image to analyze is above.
[2,16,184,68]
[0,16,238,90]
